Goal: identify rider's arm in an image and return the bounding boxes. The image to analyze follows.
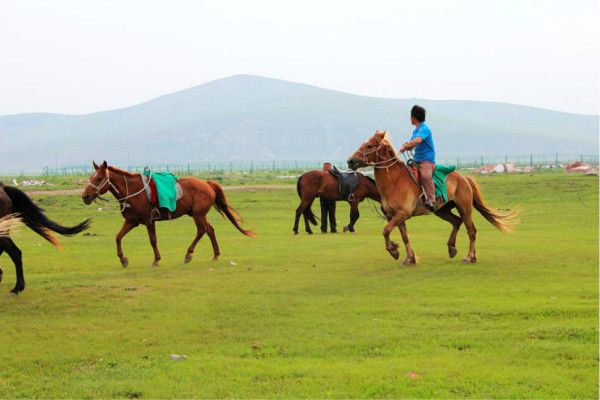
[400,137,423,152]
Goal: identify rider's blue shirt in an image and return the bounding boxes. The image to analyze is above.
[411,122,435,163]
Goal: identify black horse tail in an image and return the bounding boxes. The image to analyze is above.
[1,185,91,249]
[296,175,318,226]
[207,180,255,237]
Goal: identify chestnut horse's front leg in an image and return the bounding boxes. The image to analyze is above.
[146,221,161,267]
[116,219,139,267]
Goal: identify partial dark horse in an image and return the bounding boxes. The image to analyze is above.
[0,183,90,294]
[293,170,381,234]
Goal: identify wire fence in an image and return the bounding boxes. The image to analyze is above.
[9,153,599,177]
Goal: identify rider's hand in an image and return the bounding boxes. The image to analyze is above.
[400,142,409,152]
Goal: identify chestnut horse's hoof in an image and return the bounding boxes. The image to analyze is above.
[152,261,160,268]
[120,257,129,268]
[343,226,349,233]
[293,231,298,235]
[184,253,193,264]
[448,246,458,258]
[212,255,220,261]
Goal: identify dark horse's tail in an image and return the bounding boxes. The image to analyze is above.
[296,175,318,226]
[1,184,91,249]
[207,181,255,237]
[465,176,520,233]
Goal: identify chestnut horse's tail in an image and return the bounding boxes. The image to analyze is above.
[465,176,520,233]
[207,181,255,237]
[296,175,318,226]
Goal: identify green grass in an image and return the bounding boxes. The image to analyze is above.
[0,172,597,398]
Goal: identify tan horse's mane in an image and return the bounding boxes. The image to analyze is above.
[375,130,401,161]
[107,165,140,177]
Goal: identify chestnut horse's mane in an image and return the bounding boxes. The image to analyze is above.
[107,165,140,177]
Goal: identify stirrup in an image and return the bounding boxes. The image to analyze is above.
[151,208,161,220]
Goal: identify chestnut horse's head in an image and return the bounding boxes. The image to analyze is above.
[347,130,397,170]
[81,161,110,205]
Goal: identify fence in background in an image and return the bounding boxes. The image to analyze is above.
[6,153,599,177]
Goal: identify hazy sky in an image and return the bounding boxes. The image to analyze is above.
[1,0,598,115]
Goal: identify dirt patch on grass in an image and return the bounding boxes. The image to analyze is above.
[26,185,295,196]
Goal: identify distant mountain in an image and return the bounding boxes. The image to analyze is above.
[0,74,597,172]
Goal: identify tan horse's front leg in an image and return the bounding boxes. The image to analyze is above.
[383,211,407,260]
[116,220,139,267]
[398,222,417,265]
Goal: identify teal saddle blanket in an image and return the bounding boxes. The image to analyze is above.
[433,164,455,202]
[143,170,178,212]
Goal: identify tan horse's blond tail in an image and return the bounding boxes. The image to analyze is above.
[465,176,521,233]
[207,180,255,237]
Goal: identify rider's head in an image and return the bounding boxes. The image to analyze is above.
[410,105,426,126]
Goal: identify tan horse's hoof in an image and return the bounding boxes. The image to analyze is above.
[462,257,477,264]
[184,254,193,264]
[389,250,400,260]
[402,257,417,265]
[448,246,458,258]
[120,257,129,268]
[212,255,220,261]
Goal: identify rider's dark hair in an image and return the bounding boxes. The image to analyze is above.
[411,105,426,122]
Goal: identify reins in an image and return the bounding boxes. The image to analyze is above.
[88,168,152,212]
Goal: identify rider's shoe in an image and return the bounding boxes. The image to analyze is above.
[424,201,436,212]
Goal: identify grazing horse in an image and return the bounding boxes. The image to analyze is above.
[81,161,253,267]
[347,131,519,264]
[0,183,90,294]
[293,169,381,234]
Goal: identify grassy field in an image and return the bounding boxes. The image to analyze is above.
[0,172,597,398]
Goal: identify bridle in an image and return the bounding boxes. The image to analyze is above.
[357,136,400,169]
[87,168,120,196]
[357,135,422,190]
[87,168,151,212]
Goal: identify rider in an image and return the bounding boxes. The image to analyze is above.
[400,105,436,212]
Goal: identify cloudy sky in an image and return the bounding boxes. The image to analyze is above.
[1,0,598,115]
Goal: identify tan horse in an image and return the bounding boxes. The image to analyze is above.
[81,161,253,267]
[347,131,519,264]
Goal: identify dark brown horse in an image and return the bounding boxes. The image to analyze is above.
[81,161,253,267]
[348,131,520,264]
[293,169,381,234]
[0,183,90,294]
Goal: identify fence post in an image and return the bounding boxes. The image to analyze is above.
[530,154,533,166]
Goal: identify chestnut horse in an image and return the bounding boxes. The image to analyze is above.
[347,131,519,264]
[81,161,253,267]
[294,170,381,234]
[0,183,90,294]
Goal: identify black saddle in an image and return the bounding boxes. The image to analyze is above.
[329,165,359,200]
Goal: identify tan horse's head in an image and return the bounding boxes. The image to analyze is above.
[81,161,110,205]
[347,130,397,170]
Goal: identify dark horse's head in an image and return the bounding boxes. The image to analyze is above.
[81,161,110,205]
[347,130,395,170]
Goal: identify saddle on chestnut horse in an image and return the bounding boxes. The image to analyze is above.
[329,165,359,200]
[141,169,183,213]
